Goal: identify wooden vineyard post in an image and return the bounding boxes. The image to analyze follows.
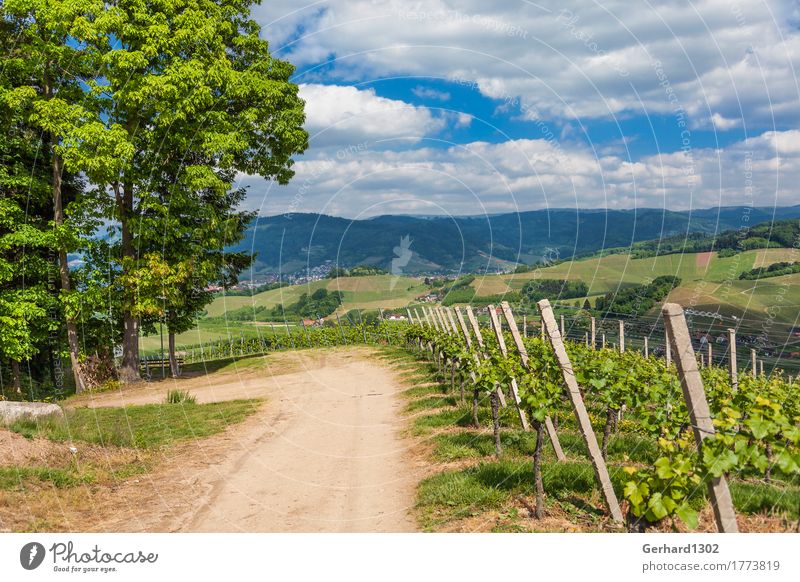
[560,314,565,338]
[618,320,625,353]
[602,333,606,350]
[751,349,757,378]
[728,329,738,393]
[445,308,460,336]
[590,316,596,349]
[584,332,589,347]
[487,305,530,430]
[414,308,425,327]
[662,303,739,533]
[540,320,545,340]
[523,315,527,337]
[436,308,451,333]
[465,306,485,349]
[405,308,413,324]
[537,299,623,523]
[644,337,649,358]
[759,360,765,378]
[454,308,472,348]
[707,342,713,368]
[499,301,566,461]
[428,307,441,331]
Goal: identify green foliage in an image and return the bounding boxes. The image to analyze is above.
[521,279,588,302]
[595,275,681,316]
[739,261,800,280]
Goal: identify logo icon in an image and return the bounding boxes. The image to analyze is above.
[20,542,46,570]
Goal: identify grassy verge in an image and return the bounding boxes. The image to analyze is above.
[380,345,800,532]
[7,399,262,449]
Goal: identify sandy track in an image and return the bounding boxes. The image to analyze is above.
[84,349,419,532]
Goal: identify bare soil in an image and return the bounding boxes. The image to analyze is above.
[84,347,420,532]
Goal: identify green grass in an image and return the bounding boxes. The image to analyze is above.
[9,399,262,449]
[0,466,95,490]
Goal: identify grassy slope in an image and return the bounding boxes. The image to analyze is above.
[470,248,800,323]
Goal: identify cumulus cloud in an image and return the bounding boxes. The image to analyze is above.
[411,86,452,101]
[258,0,800,129]
[299,83,446,147]
[237,129,799,218]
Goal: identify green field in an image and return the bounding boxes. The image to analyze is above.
[204,274,426,318]
[470,248,800,324]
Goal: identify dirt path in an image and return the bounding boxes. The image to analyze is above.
[84,348,420,532]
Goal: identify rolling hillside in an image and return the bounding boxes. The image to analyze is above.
[232,206,800,276]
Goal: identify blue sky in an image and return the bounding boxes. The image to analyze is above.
[236,0,800,218]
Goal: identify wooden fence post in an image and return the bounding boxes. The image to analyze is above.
[499,302,566,461]
[662,303,738,532]
[487,305,530,431]
[590,316,596,349]
[538,299,623,523]
[618,320,625,353]
[728,329,738,393]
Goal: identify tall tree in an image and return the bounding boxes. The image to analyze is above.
[78,0,307,382]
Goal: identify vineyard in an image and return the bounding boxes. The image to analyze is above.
[398,302,800,532]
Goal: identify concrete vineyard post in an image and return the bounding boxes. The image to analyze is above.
[537,299,624,523]
[618,320,625,353]
[665,328,671,366]
[499,301,566,461]
[487,304,530,431]
[662,303,739,533]
[728,329,738,393]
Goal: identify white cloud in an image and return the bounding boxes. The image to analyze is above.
[299,83,447,147]
[411,86,451,101]
[238,129,800,217]
[258,0,800,129]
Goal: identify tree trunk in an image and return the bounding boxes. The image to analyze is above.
[472,388,480,427]
[11,360,21,394]
[602,407,617,461]
[47,87,85,393]
[118,181,141,383]
[491,388,502,457]
[168,331,179,378]
[533,420,545,519]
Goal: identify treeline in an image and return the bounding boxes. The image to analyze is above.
[0,1,307,393]
[595,276,681,316]
[327,265,388,278]
[739,261,800,280]
[521,279,588,302]
[221,282,289,298]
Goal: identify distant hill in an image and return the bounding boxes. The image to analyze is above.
[231,206,800,276]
